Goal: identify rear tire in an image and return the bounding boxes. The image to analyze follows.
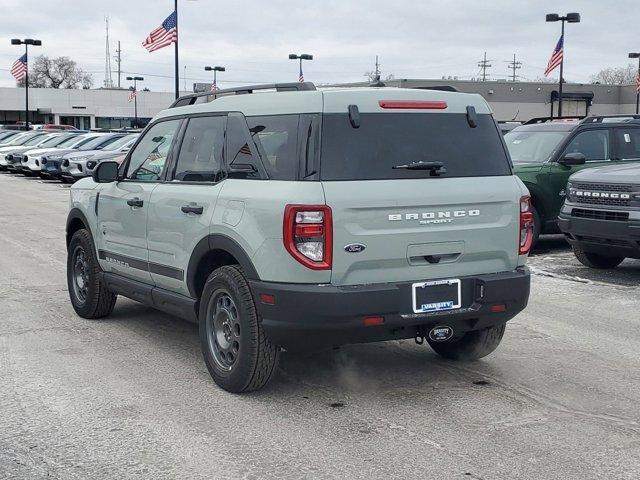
[199,265,279,393]
[573,247,624,269]
[67,229,117,318]
[428,324,506,361]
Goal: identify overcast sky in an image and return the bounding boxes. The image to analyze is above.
[0,0,637,91]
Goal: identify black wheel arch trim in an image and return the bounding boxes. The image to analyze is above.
[187,234,260,298]
[66,208,92,247]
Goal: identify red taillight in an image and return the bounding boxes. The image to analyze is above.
[379,100,448,110]
[519,195,534,255]
[283,205,333,270]
[490,303,507,313]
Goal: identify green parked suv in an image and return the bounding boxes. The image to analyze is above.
[66,83,532,392]
[505,115,640,242]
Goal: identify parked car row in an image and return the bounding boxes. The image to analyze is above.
[504,114,640,269]
[0,129,137,183]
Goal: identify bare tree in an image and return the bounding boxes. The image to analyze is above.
[364,71,395,83]
[590,64,637,85]
[18,55,93,89]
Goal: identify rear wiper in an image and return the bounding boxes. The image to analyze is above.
[392,161,447,176]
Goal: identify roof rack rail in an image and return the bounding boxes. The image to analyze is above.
[411,85,460,92]
[170,82,317,108]
[524,115,584,125]
[579,114,640,124]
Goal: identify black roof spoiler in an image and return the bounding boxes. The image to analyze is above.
[170,82,317,108]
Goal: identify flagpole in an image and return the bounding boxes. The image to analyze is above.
[24,44,29,130]
[174,0,179,100]
[557,20,565,118]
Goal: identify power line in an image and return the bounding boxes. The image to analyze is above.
[114,41,122,88]
[506,53,522,82]
[477,51,492,81]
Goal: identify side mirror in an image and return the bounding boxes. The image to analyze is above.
[558,152,586,167]
[92,160,119,183]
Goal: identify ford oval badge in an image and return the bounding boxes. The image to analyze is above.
[344,243,366,253]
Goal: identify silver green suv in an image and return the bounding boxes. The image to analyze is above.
[66,83,532,392]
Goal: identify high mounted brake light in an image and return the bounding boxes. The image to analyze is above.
[378,100,448,110]
[283,205,333,270]
[519,196,534,255]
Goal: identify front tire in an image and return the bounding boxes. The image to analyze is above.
[199,265,278,393]
[67,229,117,318]
[573,247,624,269]
[428,324,506,361]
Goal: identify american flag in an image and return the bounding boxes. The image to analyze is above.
[544,35,564,77]
[127,88,137,102]
[210,81,217,92]
[299,63,304,83]
[142,11,177,53]
[11,54,27,81]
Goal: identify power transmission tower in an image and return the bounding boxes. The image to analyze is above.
[103,16,114,88]
[477,51,492,81]
[506,53,522,82]
[114,41,122,88]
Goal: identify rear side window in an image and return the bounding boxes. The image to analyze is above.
[172,116,226,182]
[246,115,299,180]
[226,112,267,180]
[614,128,640,160]
[320,113,511,180]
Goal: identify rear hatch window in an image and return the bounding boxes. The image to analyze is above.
[320,113,511,180]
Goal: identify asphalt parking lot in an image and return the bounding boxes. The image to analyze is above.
[1,172,639,480]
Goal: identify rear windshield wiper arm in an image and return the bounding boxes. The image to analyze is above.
[392,161,447,176]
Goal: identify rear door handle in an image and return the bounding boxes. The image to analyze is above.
[127,197,143,208]
[181,204,204,215]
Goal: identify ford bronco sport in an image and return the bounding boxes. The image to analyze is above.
[66,83,532,393]
[504,115,640,244]
[559,159,640,269]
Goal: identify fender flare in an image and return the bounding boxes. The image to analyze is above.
[186,234,259,298]
[66,207,92,246]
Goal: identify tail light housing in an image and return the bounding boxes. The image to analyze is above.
[519,196,534,255]
[283,205,332,270]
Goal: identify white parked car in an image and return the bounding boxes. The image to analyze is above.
[63,133,139,182]
[0,132,51,171]
[17,132,88,175]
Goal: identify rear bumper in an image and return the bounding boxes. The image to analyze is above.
[558,212,640,259]
[250,267,530,348]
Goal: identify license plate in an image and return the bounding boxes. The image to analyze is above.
[412,279,461,314]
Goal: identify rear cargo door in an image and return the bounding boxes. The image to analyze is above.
[319,110,522,286]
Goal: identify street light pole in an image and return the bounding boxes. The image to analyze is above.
[126,76,144,128]
[629,53,640,115]
[288,53,313,82]
[204,65,225,91]
[11,38,41,131]
[546,12,580,118]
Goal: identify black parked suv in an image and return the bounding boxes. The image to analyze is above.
[559,160,640,269]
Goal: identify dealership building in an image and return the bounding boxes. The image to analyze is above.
[0,87,187,129]
[0,79,638,127]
